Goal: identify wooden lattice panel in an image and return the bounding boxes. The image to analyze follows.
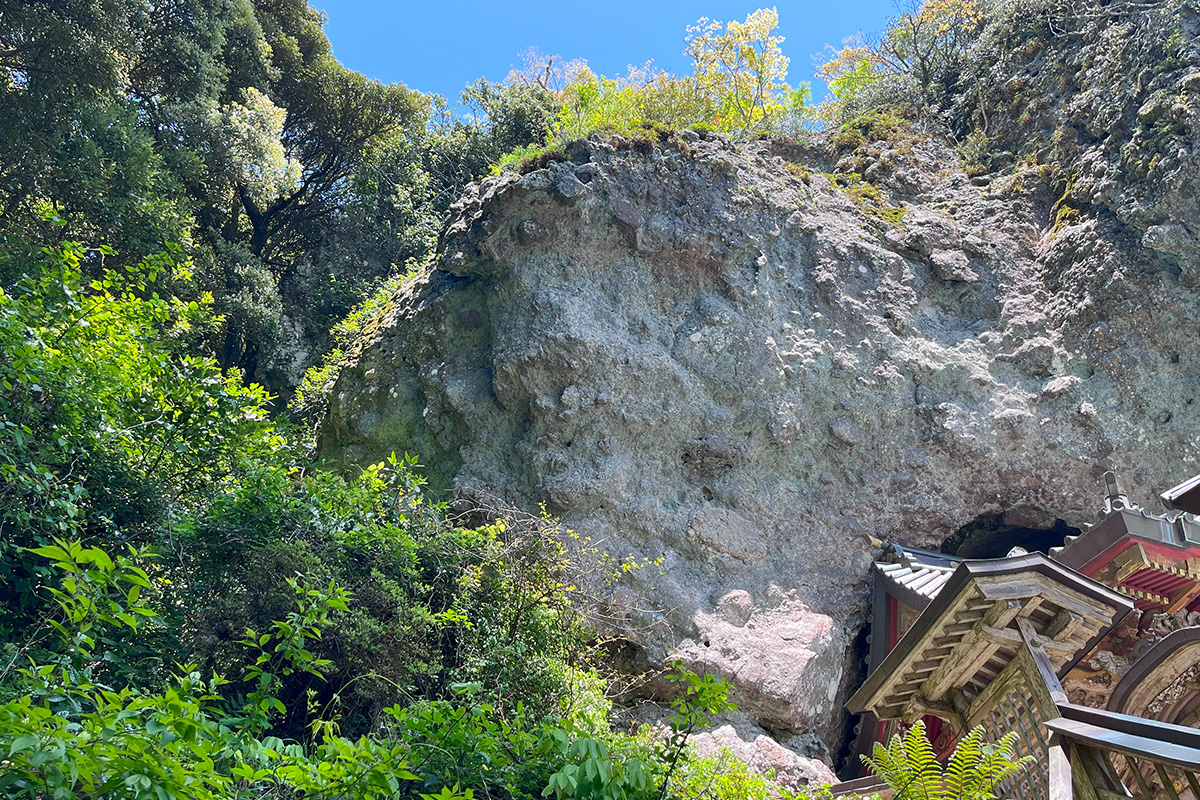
[981,683,1049,800]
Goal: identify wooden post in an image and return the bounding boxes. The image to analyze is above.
[1067,745,1103,800]
[1049,737,1074,800]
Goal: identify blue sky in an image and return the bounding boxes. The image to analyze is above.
[313,1,898,103]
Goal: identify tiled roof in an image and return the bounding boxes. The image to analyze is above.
[877,559,956,602]
[874,545,962,608]
[849,552,1135,720]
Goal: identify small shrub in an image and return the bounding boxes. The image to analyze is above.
[816,0,985,122]
[830,109,908,153]
[490,142,565,175]
[785,162,812,184]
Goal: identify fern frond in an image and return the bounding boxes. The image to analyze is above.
[943,726,986,800]
[903,721,941,800]
[862,739,915,791]
[971,730,1032,800]
[864,722,1033,800]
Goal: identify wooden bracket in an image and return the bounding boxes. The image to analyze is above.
[1017,616,1069,706]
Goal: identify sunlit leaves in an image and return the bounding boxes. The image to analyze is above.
[548,8,811,143]
[686,7,792,134]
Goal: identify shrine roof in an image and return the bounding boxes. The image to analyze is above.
[1052,506,1200,573]
[874,545,961,609]
[848,552,1134,721]
[1162,472,1200,515]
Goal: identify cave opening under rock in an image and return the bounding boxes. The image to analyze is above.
[940,512,1082,559]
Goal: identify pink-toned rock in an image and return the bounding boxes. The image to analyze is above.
[715,589,754,626]
[675,592,849,747]
[689,721,838,789]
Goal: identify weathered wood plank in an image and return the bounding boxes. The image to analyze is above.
[1124,754,1153,798]
[861,585,983,716]
[1184,769,1200,800]
[984,621,1079,657]
[974,573,1117,621]
[1018,595,1046,621]
[1013,644,1062,736]
[1044,609,1085,642]
[950,687,971,717]
[1068,744,1103,800]
[1095,789,1149,800]
[966,657,1025,727]
[900,691,959,725]
[923,600,1024,701]
[1155,763,1182,800]
[1098,748,1124,791]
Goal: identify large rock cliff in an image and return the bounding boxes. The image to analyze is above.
[315,0,1200,779]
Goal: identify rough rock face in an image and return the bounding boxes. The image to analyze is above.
[318,2,1200,776]
[962,0,1200,288]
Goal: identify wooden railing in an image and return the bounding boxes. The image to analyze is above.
[1045,703,1200,800]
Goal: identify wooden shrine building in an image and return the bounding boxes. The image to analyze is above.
[840,473,1200,799]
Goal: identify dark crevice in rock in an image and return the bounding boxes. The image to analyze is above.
[834,620,874,778]
[941,512,1082,558]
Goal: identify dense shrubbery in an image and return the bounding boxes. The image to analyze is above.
[816,0,986,126]
[0,534,802,800]
[488,8,814,175]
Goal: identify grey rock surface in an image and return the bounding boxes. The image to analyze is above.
[317,4,1200,770]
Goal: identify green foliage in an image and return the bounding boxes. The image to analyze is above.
[829,109,908,153]
[289,267,426,429]
[488,8,812,159]
[670,746,809,800]
[654,662,740,799]
[862,720,1034,800]
[387,686,555,797]
[235,578,351,734]
[491,143,563,176]
[553,70,716,142]
[817,0,985,124]
[0,546,422,800]
[1,538,786,800]
[428,80,560,204]
[0,0,433,382]
[0,237,278,641]
[686,8,793,134]
[15,539,160,671]
[543,734,657,800]
[827,58,883,102]
[839,177,907,227]
[0,232,599,739]
[175,452,593,731]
